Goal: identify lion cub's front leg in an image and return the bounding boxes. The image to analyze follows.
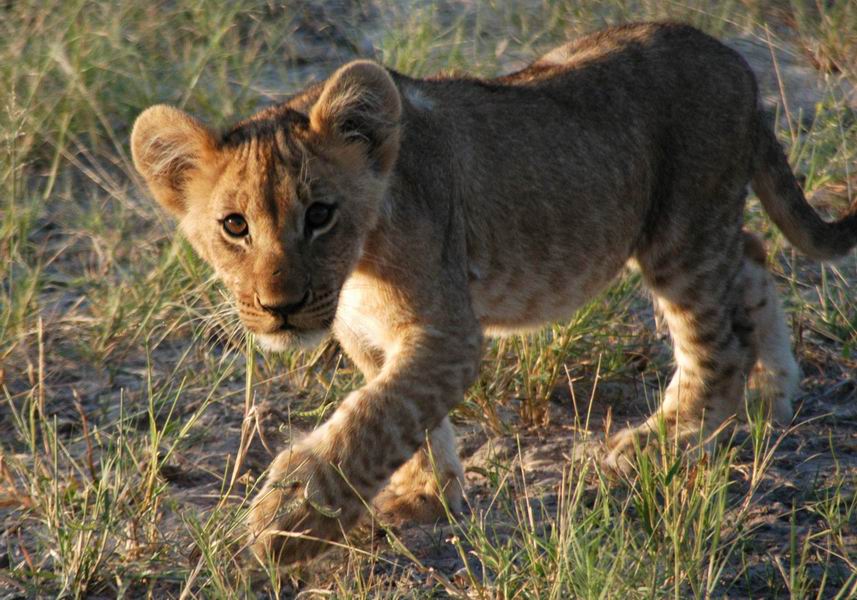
[247,324,481,564]
[335,324,465,526]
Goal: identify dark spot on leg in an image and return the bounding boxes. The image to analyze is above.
[698,357,719,374]
[691,327,723,347]
[353,474,374,489]
[750,298,768,311]
[386,457,405,472]
[718,364,738,381]
[732,311,754,347]
[653,272,671,288]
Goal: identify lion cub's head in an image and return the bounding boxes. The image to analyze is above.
[131,61,401,350]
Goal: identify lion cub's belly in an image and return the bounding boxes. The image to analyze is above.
[337,236,632,350]
[470,252,628,337]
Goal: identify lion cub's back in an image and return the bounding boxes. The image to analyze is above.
[466,23,761,333]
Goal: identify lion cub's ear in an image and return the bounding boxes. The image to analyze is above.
[130,105,218,217]
[310,60,402,173]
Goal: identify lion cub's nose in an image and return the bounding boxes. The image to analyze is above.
[256,291,310,320]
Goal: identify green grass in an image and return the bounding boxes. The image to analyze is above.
[1,0,856,597]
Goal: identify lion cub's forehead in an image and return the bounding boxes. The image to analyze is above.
[216,113,312,219]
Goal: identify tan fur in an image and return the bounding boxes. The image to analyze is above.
[131,23,857,564]
[740,233,801,424]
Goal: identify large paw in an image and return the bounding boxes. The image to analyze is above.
[247,445,364,564]
[373,475,462,526]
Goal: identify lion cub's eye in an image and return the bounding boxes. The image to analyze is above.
[222,214,249,238]
[305,203,336,233]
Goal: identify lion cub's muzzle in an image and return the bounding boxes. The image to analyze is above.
[257,291,310,328]
[235,288,340,348]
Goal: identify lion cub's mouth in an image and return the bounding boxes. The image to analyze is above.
[239,311,334,335]
[271,314,334,334]
[254,322,332,351]
[238,291,339,351]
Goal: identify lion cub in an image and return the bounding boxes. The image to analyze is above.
[131,22,856,564]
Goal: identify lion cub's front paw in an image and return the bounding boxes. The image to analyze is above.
[247,445,363,564]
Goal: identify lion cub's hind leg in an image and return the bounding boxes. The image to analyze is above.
[372,416,465,525]
[741,232,800,424]
[605,221,756,471]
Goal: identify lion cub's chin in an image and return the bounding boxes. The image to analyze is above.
[254,328,331,352]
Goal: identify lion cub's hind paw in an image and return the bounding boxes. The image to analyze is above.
[373,488,455,527]
[570,423,712,481]
[372,475,464,528]
[570,429,641,479]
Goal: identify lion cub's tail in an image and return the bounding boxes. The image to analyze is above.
[752,115,857,260]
